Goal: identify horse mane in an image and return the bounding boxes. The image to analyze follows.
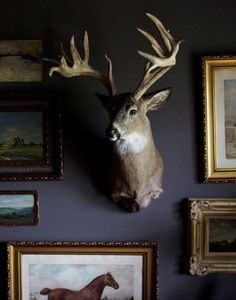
[81,273,107,290]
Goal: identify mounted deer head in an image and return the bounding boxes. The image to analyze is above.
[48,13,183,212]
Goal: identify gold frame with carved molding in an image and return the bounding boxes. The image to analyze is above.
[189,198,236,276]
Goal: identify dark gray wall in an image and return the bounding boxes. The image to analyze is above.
[0,0,236,299]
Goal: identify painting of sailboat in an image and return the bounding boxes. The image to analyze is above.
[0,40,42,81]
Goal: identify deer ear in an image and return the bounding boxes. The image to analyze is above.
[96,92,112,111]
[143,88,171,111]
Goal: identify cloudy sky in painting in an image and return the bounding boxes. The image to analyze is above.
[209,219,236,242]
[0,112,42,144]
[0,40,42,56]
[225,80,236,120]
[0,194,34,208]
[29,263,133,299]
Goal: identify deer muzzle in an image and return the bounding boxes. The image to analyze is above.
[106,125,121,141]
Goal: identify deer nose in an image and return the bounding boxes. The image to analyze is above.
[106,126,120,141]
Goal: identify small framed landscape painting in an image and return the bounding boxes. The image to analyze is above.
[203,56,236,182]
[189,198,236,275]
[0,91,63,180]
[0,191,38,226]
[7,241,158,300]
[0,40,42,82]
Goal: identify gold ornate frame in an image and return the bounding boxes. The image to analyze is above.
[189,198,236,275]
[7,241,158,300]
[203,56,236,182]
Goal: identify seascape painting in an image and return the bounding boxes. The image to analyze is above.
[29,264,134,300]
[0,40,42,81]
[0,111,43,161]
[224,80,236,159]
[0,192,37,225]
[209,218,236,252]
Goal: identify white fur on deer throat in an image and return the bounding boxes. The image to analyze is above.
[115,133,147,155]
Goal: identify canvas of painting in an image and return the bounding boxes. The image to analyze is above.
[29,263,134,300]
[209,218,236,252]
[0,40,42,82]
[0,111,43,161]
[225,80,236,159]
[0,191,38,226]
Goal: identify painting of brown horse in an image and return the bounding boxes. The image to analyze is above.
[40,272,119,300]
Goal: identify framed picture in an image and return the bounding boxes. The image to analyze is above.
[0,191,38,226]
[0,40,42,82]
[7,241,158,300]
[203,56,236,182]
[0,91,63,180]
[189,198,236,275]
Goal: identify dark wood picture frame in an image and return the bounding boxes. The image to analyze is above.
[0,91,63,180]
[0,190,39,226]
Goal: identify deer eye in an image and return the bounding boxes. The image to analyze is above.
[130,109,137,116]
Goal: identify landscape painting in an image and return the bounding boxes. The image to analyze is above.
[209,218,236,252]
[29,264,134,300]
[0,111,43,161]
[224,80,236,159]
[0,40,42,81]
[0,191,38,225]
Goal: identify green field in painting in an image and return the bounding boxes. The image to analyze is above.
[0,144,43,160]
[0,207,34,223]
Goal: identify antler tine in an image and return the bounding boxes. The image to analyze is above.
[70,34,83,64]
[105,54,117,95]
[133,13,183,100]
[146,13,173,51]
[137,28,165,59]
[83,31,89,63]
[48,32,116,97]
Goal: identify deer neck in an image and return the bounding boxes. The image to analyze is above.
[111,122,163,201]
[111,124,160,192]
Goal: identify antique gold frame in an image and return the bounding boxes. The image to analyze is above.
[189,198,236,275]
[8,241,158,300]
[203,56,236,182]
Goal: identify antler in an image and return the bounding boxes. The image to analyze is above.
[133,13,183,100]
[48,31,116,97]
